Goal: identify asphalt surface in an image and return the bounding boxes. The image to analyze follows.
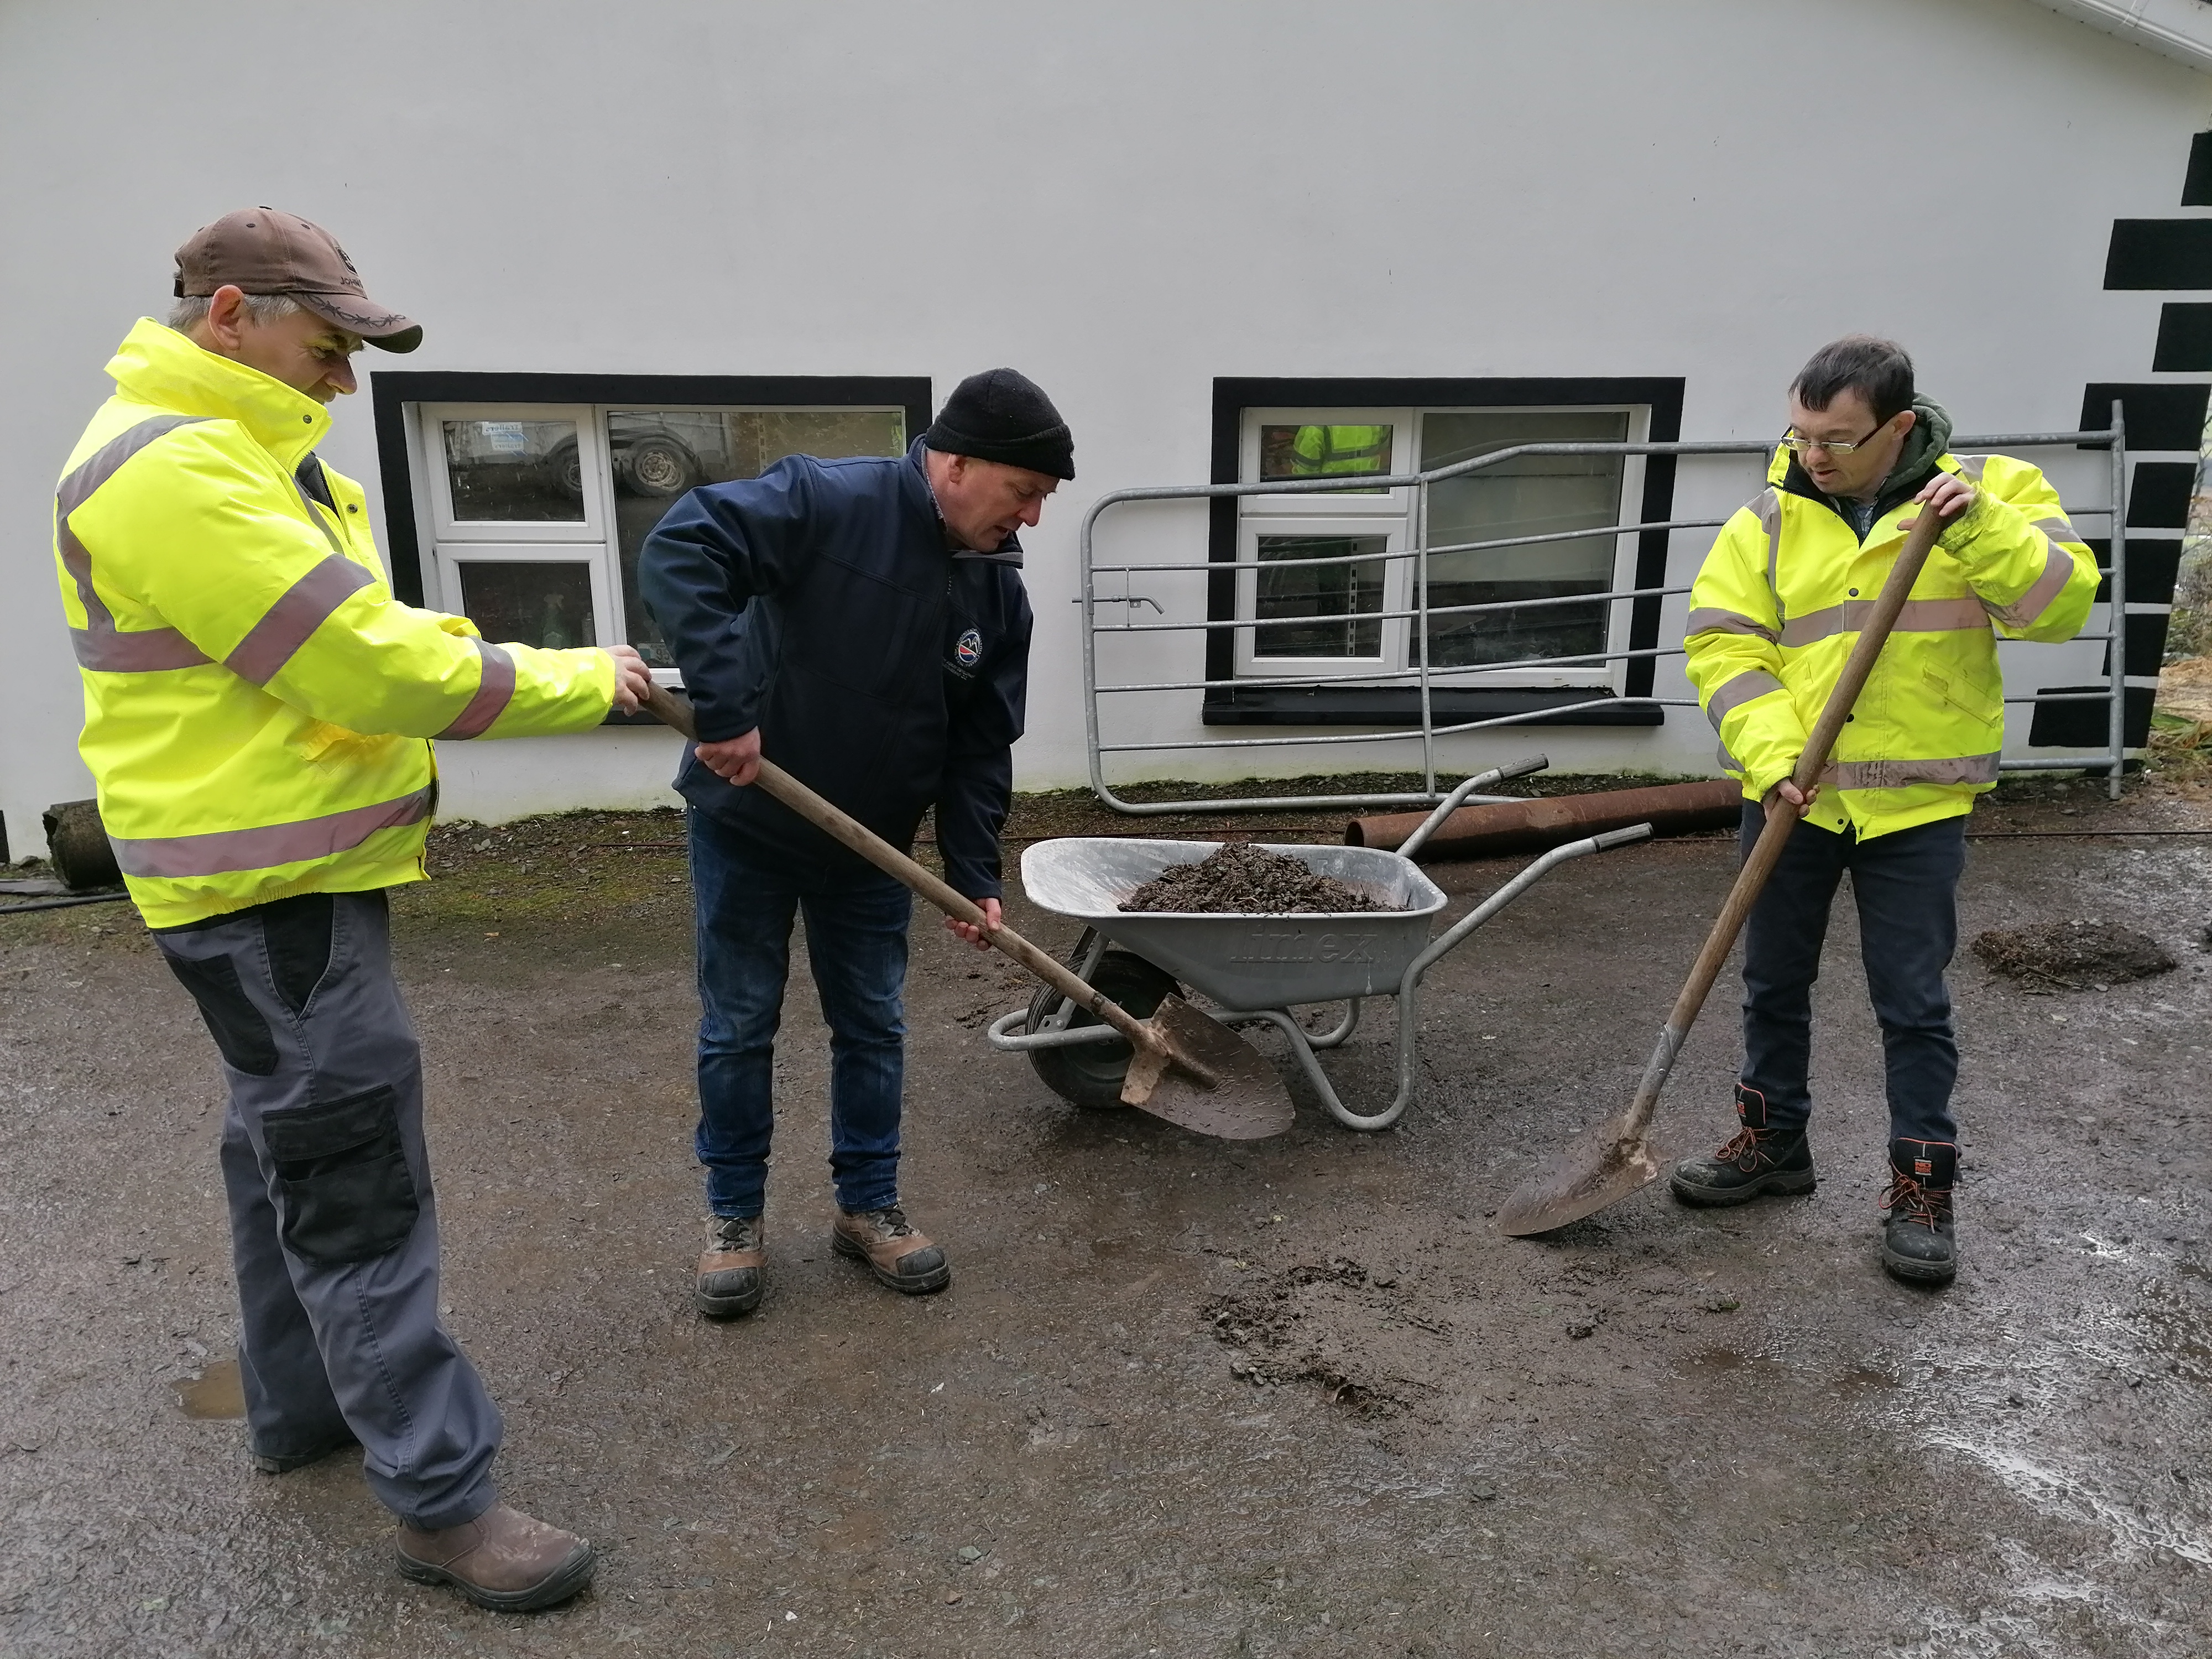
[2,784,2208,1657]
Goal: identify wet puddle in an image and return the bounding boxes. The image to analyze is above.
[174,1357,245,1420]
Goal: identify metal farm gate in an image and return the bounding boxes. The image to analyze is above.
[1074,411,2136,815]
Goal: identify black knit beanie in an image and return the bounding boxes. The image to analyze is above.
[922,368,1074,480]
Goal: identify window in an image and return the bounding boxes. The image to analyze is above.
[371,374,933,692]
[418,403,906,676]
[1235,406,1642,686]
[1204,379,1684,727]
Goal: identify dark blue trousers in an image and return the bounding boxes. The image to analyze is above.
[1738,804,1966,1144]
[687,807,913,1220]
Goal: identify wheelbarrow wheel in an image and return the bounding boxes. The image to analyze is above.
[1025,950,1180,1110]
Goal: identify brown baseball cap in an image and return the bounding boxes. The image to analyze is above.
[174,207,422,352]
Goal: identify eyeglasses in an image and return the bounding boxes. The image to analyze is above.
[1782,424,1884,456]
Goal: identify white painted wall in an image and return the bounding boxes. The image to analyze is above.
[3,0,2204,854]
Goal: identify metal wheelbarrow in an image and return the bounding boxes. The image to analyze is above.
[985,758,1653,1132]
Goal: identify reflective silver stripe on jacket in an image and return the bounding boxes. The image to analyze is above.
[1755,488,1785,621]
[108,787,434,879]
[1778,596,1991,648]
[437,639,517,739]
[1818,752,2001,791]
[1684,606,1777,643]
[1716,742,1744,773]
[1979,544,2078,630]
[2032,516,2081,546]
[70,627,211,672]
[225,556,377,685]
[57,415,212,672]
[292,476,346,554]
[1952,455,1989,483]
[1705,668,1786,732]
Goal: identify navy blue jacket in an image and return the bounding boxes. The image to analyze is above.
[638,441,1032,900]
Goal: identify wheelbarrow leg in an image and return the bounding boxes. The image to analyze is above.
[1031,927,1110,1034]
[1221,1007,1417,1133]
[1301,999,1362,1051]
[1219,826,1656,1134]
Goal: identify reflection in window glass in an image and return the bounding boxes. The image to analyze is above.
[607,409,906,667]
[1259,424,1394,489]
[456,562,596,651]
[1254,535,1386,658]
[1420,411,1628,668]
[442,420,587,522]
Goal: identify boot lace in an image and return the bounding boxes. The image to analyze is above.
[851,1206,914,1239]
[1881,1173,1947,1230]
[1714,1127,1768,1167]
[711,1216,760,1251]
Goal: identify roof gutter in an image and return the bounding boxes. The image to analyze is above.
[2017,0,2212,75]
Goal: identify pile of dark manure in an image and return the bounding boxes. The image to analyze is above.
[1119,842,1390,916]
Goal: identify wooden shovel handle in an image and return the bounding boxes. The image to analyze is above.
[1619,499,1952,1137]
[638,682,1166,1056]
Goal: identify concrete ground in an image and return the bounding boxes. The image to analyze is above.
[2,778,2208,1658]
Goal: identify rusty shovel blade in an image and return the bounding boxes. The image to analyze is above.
[1118,995,1293,1140]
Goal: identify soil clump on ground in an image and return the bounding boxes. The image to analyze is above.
[1971,919,2179,990]
[1119,842,1390,915]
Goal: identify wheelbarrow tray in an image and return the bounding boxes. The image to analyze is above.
[1019,839,1448,1009]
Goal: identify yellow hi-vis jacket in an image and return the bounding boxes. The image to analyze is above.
[1290,424,1393,476]
[54,320,616,928]
[1685,442,2098,839]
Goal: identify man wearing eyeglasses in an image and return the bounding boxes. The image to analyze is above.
[1672,335,2098,1285]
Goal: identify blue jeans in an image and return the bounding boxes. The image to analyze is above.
[688,807,912,1218]
[1738,804,1966,1145]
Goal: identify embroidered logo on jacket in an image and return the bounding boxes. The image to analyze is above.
[954,628,983,669]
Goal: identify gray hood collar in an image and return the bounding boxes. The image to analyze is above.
[1882,396,1953,498]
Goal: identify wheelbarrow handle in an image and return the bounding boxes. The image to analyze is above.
[1396,754,1550,860]
[637,682,1169,1058]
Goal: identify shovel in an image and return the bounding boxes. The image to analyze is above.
[1495,499,1952,1236]
[638,684,1293,1140]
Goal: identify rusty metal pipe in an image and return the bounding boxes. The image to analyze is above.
[1347,779,1742,859]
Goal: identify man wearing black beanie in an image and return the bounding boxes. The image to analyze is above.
[641,369,1071,1317]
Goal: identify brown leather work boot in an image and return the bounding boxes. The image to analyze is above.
[696,1213,765,1318]
[395,1503,597,1612]
[831,1205,951,1295]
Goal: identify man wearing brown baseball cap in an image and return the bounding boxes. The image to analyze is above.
[173,206,424,351]
[54,208,650,1611]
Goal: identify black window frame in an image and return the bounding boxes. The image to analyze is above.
[369,372,935,608]
[1205,376,1684,728]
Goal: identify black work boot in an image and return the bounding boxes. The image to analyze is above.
[695,1214,765,1318]
[1670,1084,1817,1207]
[831,1206,951,1295]
[1880,1139,1958,1286]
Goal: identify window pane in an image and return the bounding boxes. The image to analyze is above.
[455,561,596,651]
[442,420,587,522]
[607,409,906,667]
[1254,535,1386,658]
[1420,411,1629,669]
[1259,424,1394,489]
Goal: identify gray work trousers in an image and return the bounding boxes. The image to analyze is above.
[154,889,500,1530]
